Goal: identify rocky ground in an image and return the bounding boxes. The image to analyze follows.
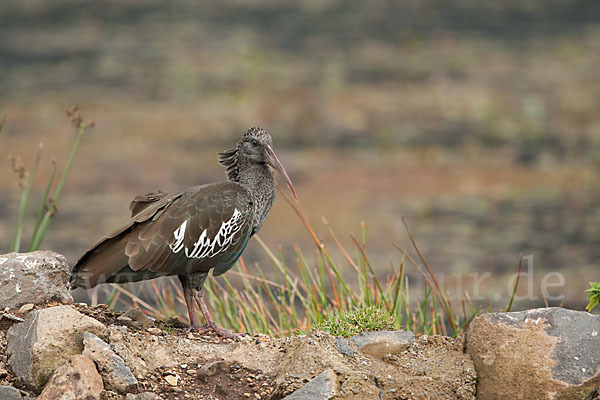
[1,251,599,400]
[0,303,272,400]
[0,302,475,400]
[75,304,277,400]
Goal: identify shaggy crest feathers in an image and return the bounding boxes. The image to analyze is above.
[217,147,239,181]
[217,127,269,182]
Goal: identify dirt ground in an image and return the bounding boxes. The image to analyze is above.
[0,304,476,399]
[1,304,277,400]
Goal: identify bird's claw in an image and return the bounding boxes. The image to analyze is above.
[209,323,247,339]
[182,323,247,339]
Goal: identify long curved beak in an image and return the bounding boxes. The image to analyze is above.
[265,144,298,199]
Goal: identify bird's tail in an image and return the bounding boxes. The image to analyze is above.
[70,234,131,288]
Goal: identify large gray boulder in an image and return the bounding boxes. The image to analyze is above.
[6,305,108,392]
[0,251,72,309]
[37,355,103,400]
[466,307,600,400]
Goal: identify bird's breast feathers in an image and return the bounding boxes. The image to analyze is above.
[169,208,245,260]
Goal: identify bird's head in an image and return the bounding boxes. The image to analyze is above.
[219,127,297,199]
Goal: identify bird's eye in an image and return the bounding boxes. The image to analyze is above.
[251,139,259,146]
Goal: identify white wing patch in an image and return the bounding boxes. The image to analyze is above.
[169,208,244,259]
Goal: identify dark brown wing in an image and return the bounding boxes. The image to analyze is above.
[71,182,254,288]
[70,190,183,287]
[129,191,169,216]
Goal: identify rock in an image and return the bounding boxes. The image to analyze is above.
[334,337,354,357]
[0,313,25,323]
[125,393,163,400]
[6,305,108,392]
[146,327,162,335]
[283,368,338,400]
[350,330,414,359]
[163,374,178,386]
[17,304,34,313]
[37,355,103,400]
[0,385,26,400]
[0,251,72,309]
[466,307,600,400]
[82,332,138,394]
[122,309,154,329]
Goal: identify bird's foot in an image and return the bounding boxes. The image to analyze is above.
[182,323,247,339]
[205,321,248,339]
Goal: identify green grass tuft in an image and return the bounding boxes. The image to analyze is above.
[585,282,600,313]
[311,306,398,338]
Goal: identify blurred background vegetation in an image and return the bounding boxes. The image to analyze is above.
[1,0,598,311]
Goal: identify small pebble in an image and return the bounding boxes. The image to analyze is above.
[117,316,133,322]
[147,327,162,334]
[164,374,179,386]
[243,393,251,398]
[186,369,197,375]
[18,303,34,313]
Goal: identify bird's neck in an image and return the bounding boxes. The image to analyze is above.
[237,162,276,232]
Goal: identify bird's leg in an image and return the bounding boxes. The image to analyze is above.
[180,272,243,338]
[194,288,243,339]
[178,274,202,332]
